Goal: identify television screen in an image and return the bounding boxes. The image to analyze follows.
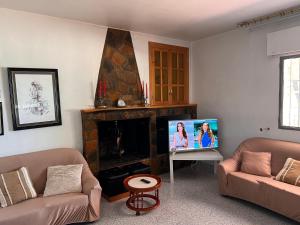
[168,119,218,152]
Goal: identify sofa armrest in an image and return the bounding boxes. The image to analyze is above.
[218,158,239,195]
[219,158,239,175]
[82,165,102,222]
[82,177,101,195]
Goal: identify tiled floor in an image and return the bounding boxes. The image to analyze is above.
[90,164,297,225]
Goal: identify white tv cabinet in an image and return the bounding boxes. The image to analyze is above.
[169,150,223,183]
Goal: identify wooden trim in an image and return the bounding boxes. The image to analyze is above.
[149,44,154,105]
[185,48,189,104]
[149,42,188,51]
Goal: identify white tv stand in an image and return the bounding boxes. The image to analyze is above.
[169,149,223,183]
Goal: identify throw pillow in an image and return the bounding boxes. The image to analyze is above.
[0,167,37,207]
[240,151,271,177]
[43,164,83,197]
[276,158,300,186]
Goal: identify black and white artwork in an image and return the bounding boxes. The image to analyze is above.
[8,68,62,130]
[0,102,3,135]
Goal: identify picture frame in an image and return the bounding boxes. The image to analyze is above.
[8,68,62,130]
[0,102,3,135]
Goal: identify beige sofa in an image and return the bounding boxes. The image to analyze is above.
[218,137,300,222]
[0,148,101,225]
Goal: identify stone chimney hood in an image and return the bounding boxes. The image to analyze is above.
[95,28,144,107]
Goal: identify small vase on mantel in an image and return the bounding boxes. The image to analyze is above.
[117,97,126,108]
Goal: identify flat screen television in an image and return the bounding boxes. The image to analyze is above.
[168,119,218,152]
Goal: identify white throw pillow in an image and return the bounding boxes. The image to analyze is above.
[43,164,83,197]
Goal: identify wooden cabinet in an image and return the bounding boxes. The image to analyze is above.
[149,42,189,106]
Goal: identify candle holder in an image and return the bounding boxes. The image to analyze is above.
[95,97,107,109]
[144,97,150,107]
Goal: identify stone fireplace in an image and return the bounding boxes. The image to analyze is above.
[81,105,197,175]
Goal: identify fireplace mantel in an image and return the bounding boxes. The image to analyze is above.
[81,104,197,113]
[81,104,197,174]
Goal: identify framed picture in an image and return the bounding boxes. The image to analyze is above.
[0,102,3,135]
[8,68,62,130]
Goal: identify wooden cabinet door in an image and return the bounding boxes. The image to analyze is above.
[150,48,169,105]
[149,42,189,105]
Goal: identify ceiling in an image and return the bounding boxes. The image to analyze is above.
[0,0,299,41]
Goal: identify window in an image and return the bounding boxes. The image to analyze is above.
[279,55,300,130]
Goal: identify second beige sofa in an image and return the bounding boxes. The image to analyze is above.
[0,148,101,225]
[218,137,300,222]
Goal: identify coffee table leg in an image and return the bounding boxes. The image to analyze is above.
[136,193,140,216]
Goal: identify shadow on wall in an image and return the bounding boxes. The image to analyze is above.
[63,109,83,152]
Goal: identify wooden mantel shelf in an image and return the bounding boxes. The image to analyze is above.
[81,104,197,113]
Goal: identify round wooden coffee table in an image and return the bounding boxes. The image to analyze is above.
[123,174,162,216]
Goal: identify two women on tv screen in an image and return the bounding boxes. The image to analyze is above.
[173,122,215,149]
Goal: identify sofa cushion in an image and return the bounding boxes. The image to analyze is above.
[0,193,88,225]
[227,172,272,204]
[0,167,37,207]
[44,164,83,197]
[241,151,271,177]
[276,158,300,186]
[258,179,300,221]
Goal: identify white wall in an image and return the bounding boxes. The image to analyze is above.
[191,17,300,158]
[0,8,189,156]
[9,6,300,159]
